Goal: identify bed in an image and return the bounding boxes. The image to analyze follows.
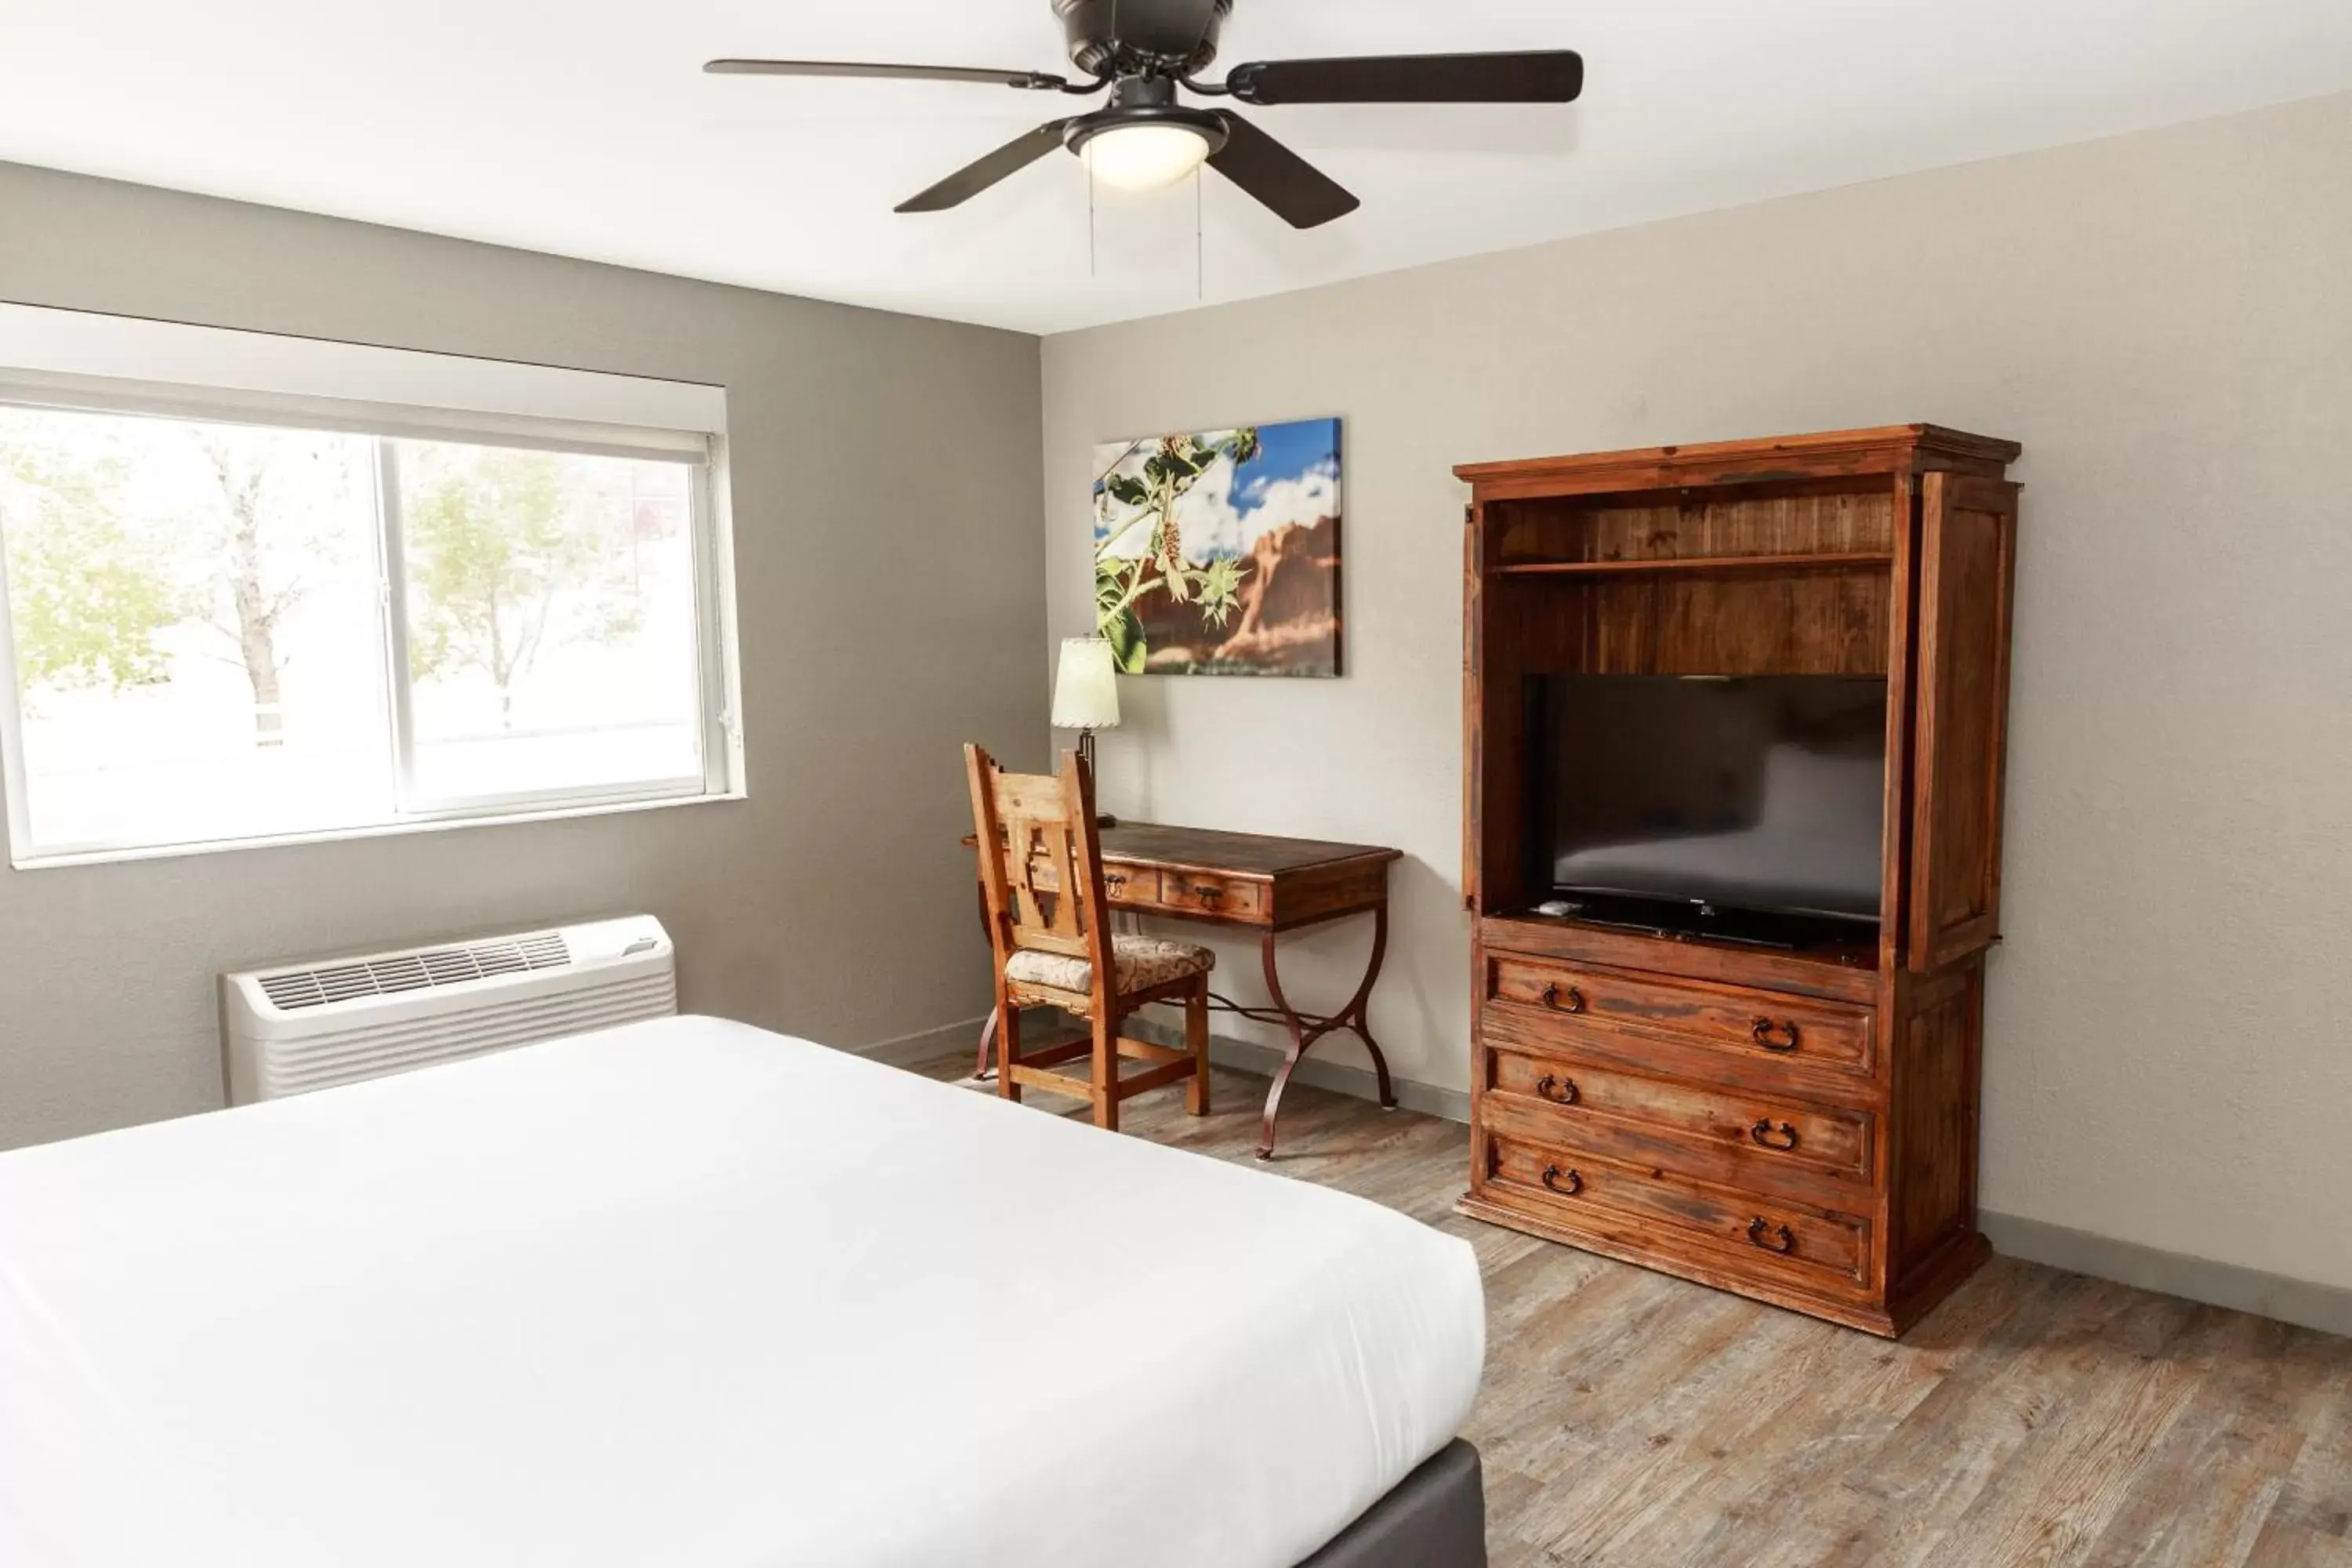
[0,1014,1486,1566]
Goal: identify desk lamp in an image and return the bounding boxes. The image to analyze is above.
[1051,635,1122,826]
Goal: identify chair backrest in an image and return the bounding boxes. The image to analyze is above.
[964,744,1114,1000]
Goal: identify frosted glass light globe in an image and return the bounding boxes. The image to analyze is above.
[1082,123,1213,191]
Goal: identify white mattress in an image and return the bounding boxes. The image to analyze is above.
[0,1014,1484,1568]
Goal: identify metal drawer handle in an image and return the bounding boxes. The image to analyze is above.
[1534,1074,1579,1106]
[1540,982,1588,1014]
[1747,1218,1797,1254]
[1541,1165,1584,1196]
[1192,884,1224,904]
[1751,1018,1802,1052]
[1750,1119,1799,1152]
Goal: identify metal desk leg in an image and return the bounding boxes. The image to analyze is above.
[1255,902,1393,1161]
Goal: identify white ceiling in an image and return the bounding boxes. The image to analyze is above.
[5,2,2350,336]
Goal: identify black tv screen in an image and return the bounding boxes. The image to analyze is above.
[1526,674,1888,925]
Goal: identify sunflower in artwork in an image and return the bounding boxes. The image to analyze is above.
[1092,426,1261,673]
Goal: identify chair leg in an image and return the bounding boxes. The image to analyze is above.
[1091,1011,1120,1133]
[1185,980,1210,1117]
[996,994,1022,1105]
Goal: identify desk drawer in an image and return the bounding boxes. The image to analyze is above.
[1486,1043,1873,1190]
[1486,953,1874,1077]
[1099,866,1160,906]
[1484,1133,1871,1291]
[1160,872,1264,920]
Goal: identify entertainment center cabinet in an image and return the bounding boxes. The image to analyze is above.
[1455,425,2022,1336]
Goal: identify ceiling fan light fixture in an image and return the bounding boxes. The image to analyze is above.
[1076,121,1214,191]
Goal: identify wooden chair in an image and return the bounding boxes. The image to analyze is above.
[964,744,1211,1131]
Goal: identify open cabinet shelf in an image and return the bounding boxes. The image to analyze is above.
[1483,909,1882,984]
[1490,550,1895,579]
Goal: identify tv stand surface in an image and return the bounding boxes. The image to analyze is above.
[1457,424,2021,1338]
[1527,894,1876,955]
[1481,912,1880,1001]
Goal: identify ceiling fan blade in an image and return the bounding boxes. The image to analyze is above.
[1224,50,1584,107]
[896,121,1075,213]
[705,58,1074,92]
[1206,112,1359,230]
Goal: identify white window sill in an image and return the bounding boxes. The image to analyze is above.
[8,788,749,873]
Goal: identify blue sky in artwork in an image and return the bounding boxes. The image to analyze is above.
[1232,418,1341,517]
[1093,416,1342,560]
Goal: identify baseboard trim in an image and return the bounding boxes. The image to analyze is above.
[1207,1037,1473,1125]
[1113,1015,1472,1125]
[1980,1211,2352,1340]
[848,1014,989,1070]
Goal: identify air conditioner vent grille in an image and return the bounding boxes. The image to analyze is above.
[259,933,575,1012]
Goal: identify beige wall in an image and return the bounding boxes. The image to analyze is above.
[0,161,1044,1149]
[1041,93,2352,1292]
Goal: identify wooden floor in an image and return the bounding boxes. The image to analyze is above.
[919,1048,2352,1568]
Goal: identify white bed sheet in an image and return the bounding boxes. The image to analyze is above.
[0,1014,1484,1568]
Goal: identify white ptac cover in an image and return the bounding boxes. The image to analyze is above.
[0,1014,1484,1567]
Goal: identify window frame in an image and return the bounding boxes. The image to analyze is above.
[375,434,735,824]
[0,316,743,869]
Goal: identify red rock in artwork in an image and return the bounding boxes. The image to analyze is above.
[1210,516,1340,673]
[1131,515,1341,675]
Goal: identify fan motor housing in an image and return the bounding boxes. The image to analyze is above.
[1055,0,1232,78]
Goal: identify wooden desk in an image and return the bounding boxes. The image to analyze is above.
[967,822,1403,1160]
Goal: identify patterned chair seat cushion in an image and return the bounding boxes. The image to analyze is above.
[1004,934,1215,997]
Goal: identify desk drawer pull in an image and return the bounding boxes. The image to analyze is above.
[1541,1165,1583,1196]
[1103,872,1127,889]
[1540,982,1587,1014]
[1534,1074,1579,1106]
[1750,1120,1799,1152]
[1751,1018,1802,1052]
[1747,1218,1796,1254]
[1191,883,1225,906]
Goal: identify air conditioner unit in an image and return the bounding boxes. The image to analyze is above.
[222,914,676,1104]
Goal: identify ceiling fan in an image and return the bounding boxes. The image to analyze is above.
[706,0,1584,230]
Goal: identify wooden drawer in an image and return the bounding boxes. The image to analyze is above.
[1485,1041,1873,1189]
[1486,952,1875,1077]
[1099,866,1160,906]
[1484,1132,1871,1291]
[1159,872,1265,920]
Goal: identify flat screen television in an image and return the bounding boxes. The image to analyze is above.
[1524,674,1888,940]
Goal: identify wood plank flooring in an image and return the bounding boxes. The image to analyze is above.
[916,1048,2352,1568]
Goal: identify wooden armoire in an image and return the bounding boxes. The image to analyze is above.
[1455,425,2021,1336]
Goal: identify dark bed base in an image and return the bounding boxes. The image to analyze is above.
[1297,1439,1486,1568]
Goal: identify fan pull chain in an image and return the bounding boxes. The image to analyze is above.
[1104,0,1116,286]
[1195,165,1204,301]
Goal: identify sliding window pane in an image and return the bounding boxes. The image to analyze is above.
[0,406,388,854]
[393,441,704,804]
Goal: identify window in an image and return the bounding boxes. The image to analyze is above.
[0,309,739,866]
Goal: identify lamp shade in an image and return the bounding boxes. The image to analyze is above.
[1051,637,1122,731]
